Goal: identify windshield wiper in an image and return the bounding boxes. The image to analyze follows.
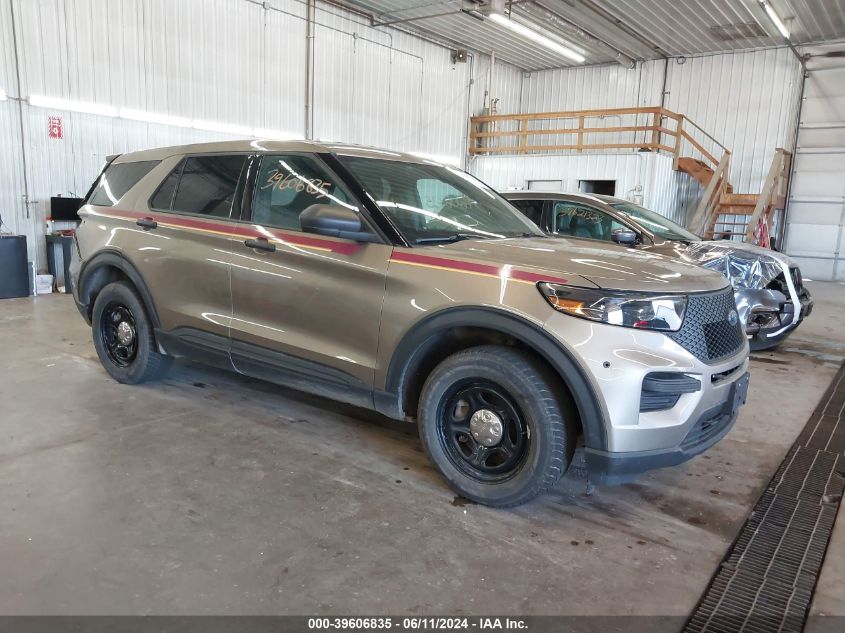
[414,233,490,244]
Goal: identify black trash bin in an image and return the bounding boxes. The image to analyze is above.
[0,235,30,299]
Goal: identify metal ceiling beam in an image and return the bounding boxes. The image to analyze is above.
[521,2,637,67]
[751,0,806,66]
[576,0,670,59]
[319,0,474,53]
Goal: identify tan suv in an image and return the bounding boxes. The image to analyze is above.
[71,140,750,506]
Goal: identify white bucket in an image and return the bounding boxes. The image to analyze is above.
[35,274,54,295]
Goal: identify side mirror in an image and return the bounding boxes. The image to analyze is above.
[611,228,638,247]
[300,204,379,243]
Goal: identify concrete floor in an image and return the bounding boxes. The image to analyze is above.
[1,282,844,617]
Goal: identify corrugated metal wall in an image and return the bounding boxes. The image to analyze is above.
[0,0,481,270]
[662,47,803,194]
[519,60,663,112]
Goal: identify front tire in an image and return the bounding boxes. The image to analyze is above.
[417,346,574,507]
[92,281,172,384]
[749,327,795,352]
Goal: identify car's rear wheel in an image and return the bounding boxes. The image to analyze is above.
[92,281,172,384]
[417,346,574,507]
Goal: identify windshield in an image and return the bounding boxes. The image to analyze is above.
[338,156,544,244]
[610,201,700,242]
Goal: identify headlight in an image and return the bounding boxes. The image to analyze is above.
[538,283,687,332]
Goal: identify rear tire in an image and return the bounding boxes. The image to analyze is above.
[92,281,172,384]
[417,345,574,507]
[749,335,776,352]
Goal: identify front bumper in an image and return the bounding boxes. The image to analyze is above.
[585,372,749,484]
[543,309,750,482]
[752,285,813,346]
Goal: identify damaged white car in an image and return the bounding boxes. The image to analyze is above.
[504,191,814,351]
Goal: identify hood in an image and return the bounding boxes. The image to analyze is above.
[649,240,792,290]
[426,236,730,293]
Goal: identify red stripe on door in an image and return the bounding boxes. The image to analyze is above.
[390,250,568,285]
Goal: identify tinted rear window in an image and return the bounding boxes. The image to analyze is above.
[509,199,545,229]
[149,161,183,211]
[171,155,247,217]
[88,160,159,207]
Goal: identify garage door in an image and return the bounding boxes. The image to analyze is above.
[785,44,845,281]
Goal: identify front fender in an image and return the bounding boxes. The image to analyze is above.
[380,306,609,451]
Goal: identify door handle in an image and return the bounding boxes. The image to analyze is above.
[244,237,276,252]
[136,217,157,230]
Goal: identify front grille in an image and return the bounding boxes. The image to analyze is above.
[669,287,745,364]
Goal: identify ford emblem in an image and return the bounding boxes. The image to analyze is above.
[728,310,738,326]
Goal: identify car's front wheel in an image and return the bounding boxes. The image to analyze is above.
[417,346,574,507]
[91,281,172,384]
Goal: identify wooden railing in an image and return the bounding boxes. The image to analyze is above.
[688,150,731,236]
[745,148,792,243]
[469,106,728,172]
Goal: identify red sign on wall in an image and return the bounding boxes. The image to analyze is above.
[48,115,63,139]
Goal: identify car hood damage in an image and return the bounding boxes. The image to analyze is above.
[673,241,794,291]
[668,240,799,331]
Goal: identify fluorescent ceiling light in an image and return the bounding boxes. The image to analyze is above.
[252,127,299,140]
[29,94,118,117]
[192,119,253,136]
[760,1,790,39]
[489,13,585,63]
[409,151,462,167]
[119,108,191,127]
[29,94,296,139]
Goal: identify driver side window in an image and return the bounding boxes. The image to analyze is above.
[552,202,626,241]
[252,155,354,231]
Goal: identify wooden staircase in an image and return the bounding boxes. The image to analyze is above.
[677,157,734,193]
[682,148,791,246]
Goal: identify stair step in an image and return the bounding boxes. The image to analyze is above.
[721,194,758,205]
[723,192,758,200]
[677,156,736,193]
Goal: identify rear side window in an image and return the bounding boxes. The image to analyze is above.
[509,199,545,229]
[149,162,182,211]
[151,155,248,218]
[88,160,159,207]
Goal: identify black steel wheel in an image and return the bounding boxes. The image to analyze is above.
[99,302,138,367]
[438,381,530,483]
[92,281,172,384]
[418,345,574,507]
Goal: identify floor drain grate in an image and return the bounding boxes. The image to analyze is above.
[684,362,845,633]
